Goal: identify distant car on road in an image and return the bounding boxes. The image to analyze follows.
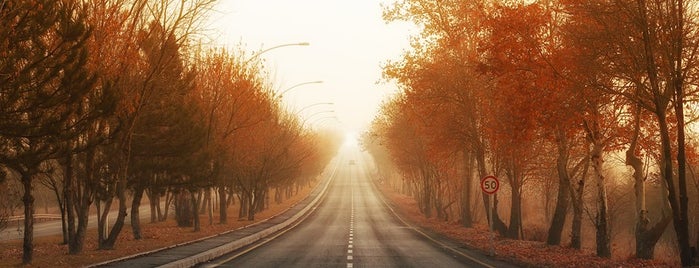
[349,160,356,165]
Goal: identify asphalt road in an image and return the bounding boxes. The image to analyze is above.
[203,147,501,268]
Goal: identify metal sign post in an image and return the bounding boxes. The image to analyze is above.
[480,175,499,256]
[489,194,494,256]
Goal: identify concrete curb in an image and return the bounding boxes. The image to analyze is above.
[157,163,338,268]
[87,199,291,268]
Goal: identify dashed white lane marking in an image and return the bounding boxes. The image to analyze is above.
[348,175,355,268]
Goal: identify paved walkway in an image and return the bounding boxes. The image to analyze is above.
[92,171,334,268]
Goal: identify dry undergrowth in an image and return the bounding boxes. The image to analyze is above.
[0,184,313,267]
[379,184,679,268]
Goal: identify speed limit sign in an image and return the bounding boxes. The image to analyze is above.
[480,175,499,194]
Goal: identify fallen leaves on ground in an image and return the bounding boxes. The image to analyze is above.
[379,184,677,268]
[0,184,314,267]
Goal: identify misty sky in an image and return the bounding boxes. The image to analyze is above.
[205,0,415,137]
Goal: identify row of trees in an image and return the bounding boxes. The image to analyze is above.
[365,0,698,266]
[0,0,340,264]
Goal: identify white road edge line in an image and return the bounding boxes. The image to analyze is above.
[360,153,496,268]
[182,157,343,268]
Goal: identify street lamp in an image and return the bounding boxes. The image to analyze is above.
[297,102,334,114]
[278,80,323,98]
[303,110,335,124]
[244,42,310,65]
[310,115,340,126]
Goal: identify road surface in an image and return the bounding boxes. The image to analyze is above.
[202,147,503,268]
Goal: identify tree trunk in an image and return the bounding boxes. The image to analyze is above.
[71,148,96,254]
[494,194,508,235]
[275,187,283,204]
[21,170,35,264]
[595,200,611,258]
[507,186,522,239]
[657,109,693,265]
[547,175,570,245]
[504,159,523,240]
[591,141,611,258]
[130,184,145,240]
[475,145,507,235]
[191,190,200,232]
[626,105,671,259]
[155,193,163,222]
[64,152,76,253]
[435,183,445,221]
[670,1,693,264]
[238,192,248,220]
[254,189,262,214]
[247,190,257,221]
[73,200,89,255]
[419,167,433,218]
[481,192,508,235]
[673,76,694,266]
[99,174,128,250]
[571,198,583,249]
[69,162,91,253]
[659,110,692,266]
[219,186,227,224]
[147,188,158,223]
[636,212,672,259]
[199,189,207,214]
[635,0,693,263]
[570,162,587,250]
[55,188,68,245]
[548,129,571,245]
[461,150,473,227]
[174,191,192,227]
[674,102,694,265]
[206,188,213,226]
[227,189,236,206]
[161,189,172,221]
[96,198,113,245]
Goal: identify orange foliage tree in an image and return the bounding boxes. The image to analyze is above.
[562,0,699,263]
[1,0,340,263]
[377,0,698,264]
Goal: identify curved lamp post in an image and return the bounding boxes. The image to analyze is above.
[297,102,334,114]
[310,116,340,127]
[244,42,310,65]
[302,110,335,126]
[278,80,323,99]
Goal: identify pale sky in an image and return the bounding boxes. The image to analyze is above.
[205,0,414,135]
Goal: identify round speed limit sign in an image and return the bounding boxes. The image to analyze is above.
[480,175,499,195]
